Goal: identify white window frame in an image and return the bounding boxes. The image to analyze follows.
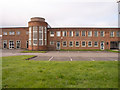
[50,41,54,45]
[116,31,120,37]
[50,31,54,37]
[44,27,47,45]
[69,41,73,47]
[9,31,15,35]
[33,26,38,46]
[3,40,7,49]
[75,31,79,37]
[62,41,67,47]
[100,31,105,37]
[57,31,61,37]
[88,41,92,47]
[39,26,43,46]
[94,41,98,47]
[75,41,79,47]
[88,31,92,37]
[110,31,114,37]
[16,40,21,49]
[62,31,67,37]
[3,32,7,35]
[81,41,86,47]
[82,31,86,36]
[94,31,98,37]
[16,31,20,35]
[69,31,73,37]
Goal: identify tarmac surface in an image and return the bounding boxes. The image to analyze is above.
[1,49,119,61]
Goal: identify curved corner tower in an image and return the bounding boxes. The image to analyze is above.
[28,17,48,51]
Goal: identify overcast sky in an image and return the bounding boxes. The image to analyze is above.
[0,0,119,28]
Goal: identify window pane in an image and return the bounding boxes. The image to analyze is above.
[82,31,85,36]
[76,31,79,36]
[57,31,61,37]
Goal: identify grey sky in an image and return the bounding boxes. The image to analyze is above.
[0,0,119,28]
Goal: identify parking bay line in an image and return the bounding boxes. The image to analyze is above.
[49,56,53,61]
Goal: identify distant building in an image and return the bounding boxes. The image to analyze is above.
[1,17,120,50]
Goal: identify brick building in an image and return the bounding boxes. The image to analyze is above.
[1,17,120,50]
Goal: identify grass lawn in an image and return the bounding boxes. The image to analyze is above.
[20,50,47,53]
[2,55,118,88]
[60,49,102,51]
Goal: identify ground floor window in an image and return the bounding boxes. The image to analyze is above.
[88,41,92,47]
[9,40,14,49]
[82,41,86,47]
[50,41,54,45]
[3,40,7,49]
[94,41,98,47]
[75,41,79,47]
[26,41,28,48]
[62,41,67,47]
[16,40,21,49]
[33,40,37,46]
[69,41,73,47]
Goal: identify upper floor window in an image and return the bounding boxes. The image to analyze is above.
[116,31,120,37]
[29,27,32,40]
[57,31,61,37]
[9,31,15,35]
[62,31,67,37]
[16,31,20,35]
[50,31,54,37]
[94,31,98,37]
[39,26,43,46]
[33,26,38,46]
[69,31,73,37]
[110,31,114,37]
[75,31,79,37]
[88,31,92,37]
[3,32,7,35]
[100,31,105,37]
[82,31,86,36]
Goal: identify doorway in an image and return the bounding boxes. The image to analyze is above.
[56,41,60,50]
[100,41,104,50]
[9,40,14,49]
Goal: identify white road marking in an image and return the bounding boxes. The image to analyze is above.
[69,57,72,61]
[49,57,53,61]
[90,58,95,61]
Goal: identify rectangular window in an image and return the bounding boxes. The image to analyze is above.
[3,32,7,35]
[75,41,79,47]
[82,31,86,36]
[16,40,21,48]
[33,26,38,46]
[88,41,92,47]
[29,40,31,45]
[39,26,43,46]
[62,41,67,47]
[69,31,73,37]
[116,31,120,37]
[75,31,79,37]
[69,41,73,47]
[50,31,54,37]
[50,41,54,45]
[9,31,15,35]
[57,31,61,37]
[29,27,32,40]
[94,31,98,37]
[3,40,7,48]
[100,31,105,37]
[82,41,86,47]
[16,31,20,35]
[62,31,67,37]
[110,31,114,37]
[88,31,92,37]
[44,27,47,45]
[94,41,98,47]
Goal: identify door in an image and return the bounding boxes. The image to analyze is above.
[26,41,28,48]
[100,41,104,50]
[3,40,7,49]
[9,41,14,49]
[56,41,60,50]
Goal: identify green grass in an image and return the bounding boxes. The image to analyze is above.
[2,55,118,88]
[20,50,47,53]
[105,49,120,53]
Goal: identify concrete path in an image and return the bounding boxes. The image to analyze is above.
[1,49,119,61]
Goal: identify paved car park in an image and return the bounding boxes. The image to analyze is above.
[1,50,119,61]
